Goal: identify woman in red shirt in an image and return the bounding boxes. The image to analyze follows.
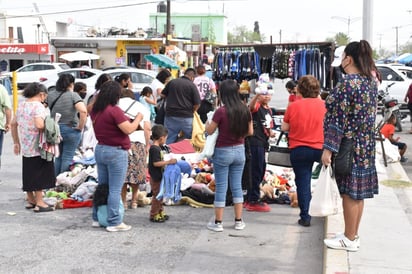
[281,75,326,227]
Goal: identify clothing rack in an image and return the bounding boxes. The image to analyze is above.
[212,42,336,89]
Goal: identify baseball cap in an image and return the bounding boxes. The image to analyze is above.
[332,46,346,67]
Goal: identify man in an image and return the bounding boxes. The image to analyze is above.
[0,83,12,173]
[161,68,201,144]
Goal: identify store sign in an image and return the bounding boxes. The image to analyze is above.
[0,44,49,54]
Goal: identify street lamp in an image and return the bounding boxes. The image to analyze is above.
[331,16,361,36]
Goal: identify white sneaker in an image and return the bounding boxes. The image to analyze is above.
[92,221,100,228]
[324,235,359,252]
[207,221,223,232]
[234,220,246,230]
[106,222,132,232]
[336,233,360,248]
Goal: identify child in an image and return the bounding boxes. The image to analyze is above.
[139,86,157,123]
[380,114,408,163]
[148,125,177,222]
[244,83,276,212]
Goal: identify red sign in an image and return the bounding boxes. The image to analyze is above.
[0,44,49,54]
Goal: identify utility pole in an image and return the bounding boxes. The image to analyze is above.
[377,33,383,51]
[393,26,401,56]
[166,0,171,46]
[279,29,282,43]
[331,16,361,36]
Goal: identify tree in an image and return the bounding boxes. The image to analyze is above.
[325,32,351,46]
[227,24,264,44]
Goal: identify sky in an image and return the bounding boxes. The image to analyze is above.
[1,0,412,53]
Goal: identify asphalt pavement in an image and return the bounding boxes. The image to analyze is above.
[0,131,323,274]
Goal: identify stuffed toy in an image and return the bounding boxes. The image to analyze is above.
[136,191,151,207]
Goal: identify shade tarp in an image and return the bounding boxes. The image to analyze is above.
[144,54,179,69]
[59,51,100,62]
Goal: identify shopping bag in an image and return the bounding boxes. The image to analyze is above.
[191,112,205,152]
[309,165,342,217]
[267,131,292,167]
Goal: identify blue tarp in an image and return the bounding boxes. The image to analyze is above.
[398,53,412,64]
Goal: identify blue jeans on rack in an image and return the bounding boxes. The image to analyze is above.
[92,144,128,226]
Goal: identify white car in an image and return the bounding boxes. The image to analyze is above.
[104,68,157,95]
[376,64,412,107]
[42,68,103,103]
[4,62,70,90]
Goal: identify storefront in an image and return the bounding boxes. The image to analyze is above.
[0,43,51,72]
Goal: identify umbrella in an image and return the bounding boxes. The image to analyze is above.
[144,54,179,69]
[59,51,100,62]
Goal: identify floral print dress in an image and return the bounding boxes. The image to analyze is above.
[323,74,379,200]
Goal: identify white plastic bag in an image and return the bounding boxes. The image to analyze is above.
[200,111,218,158]
[309,165,342,217]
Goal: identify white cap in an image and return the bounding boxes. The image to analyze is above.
[332,46,346,67]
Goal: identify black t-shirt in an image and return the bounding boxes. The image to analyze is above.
[162,76,201,118]
[248,105,273,149]
[148,145,163,181]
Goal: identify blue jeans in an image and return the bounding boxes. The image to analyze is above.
[290,146,322,222]
[92,144,128,226]
[54,124,81,176]
[212,145,245,207]
[164,115,193,144]
[248,145,266,202]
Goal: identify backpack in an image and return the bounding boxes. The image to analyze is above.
[44,115,61,145]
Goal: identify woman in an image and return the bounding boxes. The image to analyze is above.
[11,83,55,212]
[90,81,143,232]
[87,73,112,111]
[47,74,87,176]
[151,69,172,125]
[194,65,217,123]
[115,73,133,90]
[281,75,326,227]
[118,88,151,209]
[322,40,380,252]
[205,79,253,232]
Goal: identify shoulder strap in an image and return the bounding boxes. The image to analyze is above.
[124,100,137,117]
[49,91,65,111]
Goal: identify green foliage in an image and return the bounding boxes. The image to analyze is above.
[227,25,264,44]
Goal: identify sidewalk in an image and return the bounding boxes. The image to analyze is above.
[324,119,412,274]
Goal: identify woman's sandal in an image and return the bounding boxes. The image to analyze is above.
[25,202,36,209]
[33,205,55,213]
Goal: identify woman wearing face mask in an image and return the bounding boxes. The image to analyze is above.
[74,82,87,100]
[322,41,381,252]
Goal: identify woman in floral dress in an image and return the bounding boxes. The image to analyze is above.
[322,40,380,252]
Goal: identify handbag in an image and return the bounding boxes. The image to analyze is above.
[204,91,217,105]
[267,131,292,167]
[191,112,205,152]
[309,165,342,217]
[334,137,354,177]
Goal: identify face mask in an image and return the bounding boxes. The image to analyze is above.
[338,65,346,75]
[79,92,87,99]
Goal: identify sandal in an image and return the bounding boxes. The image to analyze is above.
[25,202,36,209]
[33,205,55,213]
[150,213,165,223]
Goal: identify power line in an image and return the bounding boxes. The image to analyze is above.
[0,1,159,19]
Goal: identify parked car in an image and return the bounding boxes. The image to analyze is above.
[376,64,412,108]
[42,68,103,103]
[102,66,135,71]
[3,62,70,90]
[104,68,157,95]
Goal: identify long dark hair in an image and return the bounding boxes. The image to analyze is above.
[344,40,381,81]
[56,73,75,92]
[219,79,251,139]
[95,73,112,91]
[92,81,121,113]
[156,69,172,84]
